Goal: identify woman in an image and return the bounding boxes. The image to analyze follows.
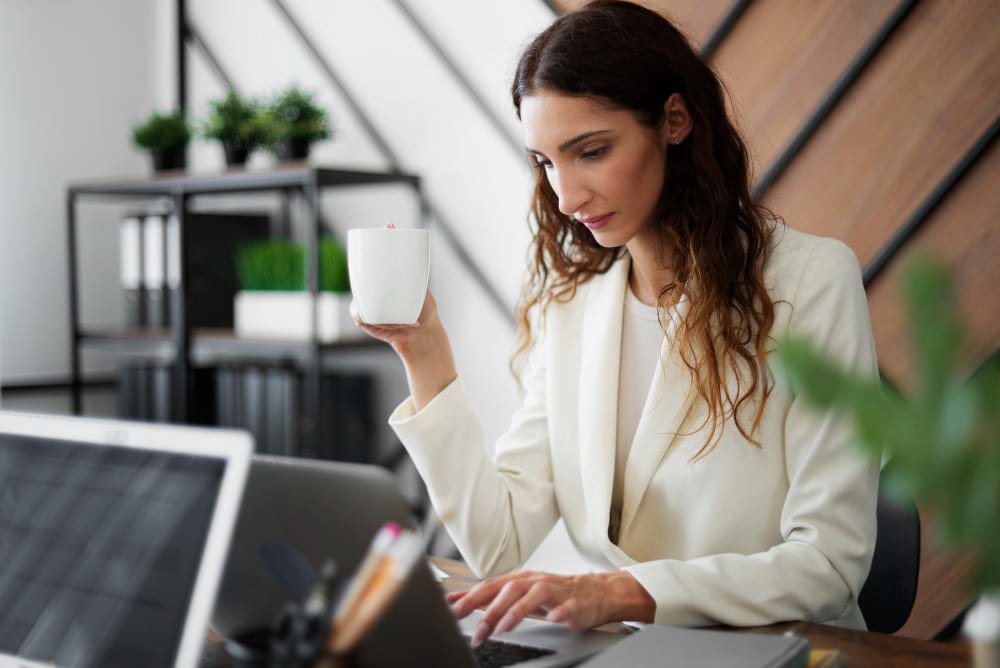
[355,0,879,643]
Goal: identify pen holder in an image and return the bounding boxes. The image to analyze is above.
[222,627,360,668]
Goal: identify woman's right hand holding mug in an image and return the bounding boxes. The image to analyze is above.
[351,289,457,412]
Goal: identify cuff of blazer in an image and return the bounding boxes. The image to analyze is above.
[388,375,465,427]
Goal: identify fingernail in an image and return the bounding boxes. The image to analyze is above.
[472,621,490,647]
[495,613,516,635]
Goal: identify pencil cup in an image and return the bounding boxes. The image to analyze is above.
[221,627,359,668]
[221,627,272,667]
[347,228,429,325]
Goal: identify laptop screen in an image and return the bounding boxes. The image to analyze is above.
[0,413,251,668]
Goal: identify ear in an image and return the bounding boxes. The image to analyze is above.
[662,93,692,146]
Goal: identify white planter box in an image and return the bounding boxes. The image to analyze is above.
[233,291,366,343]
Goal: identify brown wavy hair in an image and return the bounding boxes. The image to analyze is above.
[511,0,779,459]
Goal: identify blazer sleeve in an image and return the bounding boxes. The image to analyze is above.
[623,239,880,627]
[389,338,559,578]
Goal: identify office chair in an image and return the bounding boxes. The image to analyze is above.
[858,472,921,634]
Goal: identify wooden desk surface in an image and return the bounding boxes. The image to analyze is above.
[202,557,972,667]
[429,556,972,668]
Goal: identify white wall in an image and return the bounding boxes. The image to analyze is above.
[0,0,555,447]
[0,0,162,383]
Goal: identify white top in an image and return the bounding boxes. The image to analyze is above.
[389,226,879,629]
[610,286,665,544]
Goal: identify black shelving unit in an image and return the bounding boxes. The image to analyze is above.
[67,165,422,457]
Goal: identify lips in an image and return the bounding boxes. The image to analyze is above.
[577,213,612,230]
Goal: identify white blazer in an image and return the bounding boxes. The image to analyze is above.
[390,226,879,629]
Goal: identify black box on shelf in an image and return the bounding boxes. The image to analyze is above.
[180,211,270,329]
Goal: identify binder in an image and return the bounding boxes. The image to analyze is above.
[215,367,238,429]
[117,363,217,425]
[150,364,172,422]
[243,366,266,452]
[266,367,299,457]
[117,364,142,419]
[119,217,145,327]
[166,215,181,328]
[577,625,810,668]
[142,215,168,328]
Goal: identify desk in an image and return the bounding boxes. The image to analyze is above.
[201,556,972,667]
[428,556,972,668]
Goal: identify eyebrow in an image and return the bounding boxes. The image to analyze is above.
[525,130,612,156]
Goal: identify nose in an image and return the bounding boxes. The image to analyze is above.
[549,167,590,217]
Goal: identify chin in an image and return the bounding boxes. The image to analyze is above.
[589,230,628,249]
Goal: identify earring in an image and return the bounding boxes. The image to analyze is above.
[672,137,682,145]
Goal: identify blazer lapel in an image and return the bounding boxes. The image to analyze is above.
[620,295,695,533]
[577,258,630,542]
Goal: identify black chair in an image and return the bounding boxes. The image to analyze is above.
[858,472,921,633]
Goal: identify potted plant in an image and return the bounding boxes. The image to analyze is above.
[201,90,268,167]
[233,236,362,342]
[264,85,332,162]
[131,109,191,172]
[778,258,1000,662]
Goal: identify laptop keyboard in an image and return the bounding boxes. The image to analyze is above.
[472,638,556,667]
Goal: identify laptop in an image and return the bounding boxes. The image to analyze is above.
[0,410,251,668]
[212,456,624,667]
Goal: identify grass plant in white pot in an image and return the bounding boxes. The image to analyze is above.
[779,258,999,663]
[233,237,364,343]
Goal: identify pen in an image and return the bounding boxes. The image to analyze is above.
[330,522,401,628]
[303,559,339,619]
[328,530,425,655]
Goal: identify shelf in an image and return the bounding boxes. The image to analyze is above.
[78,328,388,366]
[68,164,420,457]
[68,165,420,197]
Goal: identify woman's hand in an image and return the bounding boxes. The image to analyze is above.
[352,289,457,411]
[447,570,655,646]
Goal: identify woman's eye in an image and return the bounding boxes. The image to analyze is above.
[531,159,553,170]
[581,146,607,161]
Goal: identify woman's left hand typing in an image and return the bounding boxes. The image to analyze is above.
[447,570,655,646]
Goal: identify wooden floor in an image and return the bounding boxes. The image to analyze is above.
[895,505,977,641]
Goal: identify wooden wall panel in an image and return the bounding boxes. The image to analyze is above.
[760,0,1000,266]
[867,139,1000,390]
[549,0,734,50]
[649,0,733,48]
[710,0,899,177]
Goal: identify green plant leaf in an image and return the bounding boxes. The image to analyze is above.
[906,258,965,389]
[131,109,191,150]
[778,256,1000,595]
[265,85,332,143]
[235,237,348,292]
[201,90,266,146]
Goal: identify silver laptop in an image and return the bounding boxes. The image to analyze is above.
[0,410,251,668]
[212,456,623,667]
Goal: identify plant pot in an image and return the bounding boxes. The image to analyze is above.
[150,147,186,172]
[274,137,312,162]
[223,142,250,167]
[965,594,1000,668]
[233,291,364,343]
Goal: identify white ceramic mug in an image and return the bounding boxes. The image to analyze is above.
[347,228,430,325]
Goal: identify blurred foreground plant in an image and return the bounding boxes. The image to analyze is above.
[778,258,1000,594]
